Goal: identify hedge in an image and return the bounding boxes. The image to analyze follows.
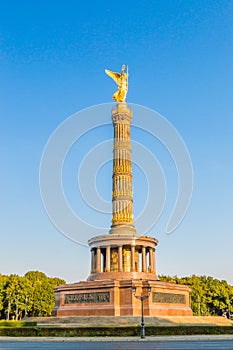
[0,325,232,337]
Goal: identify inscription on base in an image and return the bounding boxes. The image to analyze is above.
[64,292,110,304]
[152,292,186,304]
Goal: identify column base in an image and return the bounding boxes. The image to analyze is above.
[109,224,137,235]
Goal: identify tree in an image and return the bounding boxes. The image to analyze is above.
[0,271,65,320]
[0,275,8,318]
[24,271,65,317]
[159,274,233,316]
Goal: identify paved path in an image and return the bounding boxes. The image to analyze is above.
[1,335,233,341]
[0,340,233,350]
[1,335,233,350]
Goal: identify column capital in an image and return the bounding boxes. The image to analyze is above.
[112,103,132,124]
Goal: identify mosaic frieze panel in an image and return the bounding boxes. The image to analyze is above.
[64,292,110,304]
[152,292,186,304]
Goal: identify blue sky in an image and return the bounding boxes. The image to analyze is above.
[1,1,233,284]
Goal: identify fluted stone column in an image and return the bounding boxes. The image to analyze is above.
[118,246,123,272]
[97,247,101,273]
[91,249,95,273]
[152,249,156,274]
[106,246,110,272]
[149,247,153,272]
[131,245,135,272]
[110,103,136,235]
[87,102,159,282]
[142,246,146,272]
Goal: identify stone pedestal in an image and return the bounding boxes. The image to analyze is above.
[53,279,192,317]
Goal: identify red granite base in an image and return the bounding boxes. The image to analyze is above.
[53,279,192,317]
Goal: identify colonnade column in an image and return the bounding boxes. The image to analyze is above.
[153,249,156,274]
[106,246,110,272]
[149,247,154,272]
[118,246,123,272]
[97,247,101,273]
[142,246,146,272]
[131,245,135,272]
[91,249,95,273]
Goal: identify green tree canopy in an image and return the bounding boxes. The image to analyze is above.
[159,274,233,316]
[0,271,65,320]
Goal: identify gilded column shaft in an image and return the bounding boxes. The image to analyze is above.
[110,103,135,234]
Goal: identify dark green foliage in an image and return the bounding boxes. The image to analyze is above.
[0,271,65,320]
[0,321,37,327]
[159,274,233,316]
[0,325,232,337]
[1,272,232,320]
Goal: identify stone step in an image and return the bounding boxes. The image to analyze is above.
[28,316,233,327]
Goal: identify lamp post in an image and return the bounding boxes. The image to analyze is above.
[132,285,151,339]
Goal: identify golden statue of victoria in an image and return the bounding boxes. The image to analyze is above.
[105,65,128,102]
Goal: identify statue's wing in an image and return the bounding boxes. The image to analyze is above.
[105,69,121,86]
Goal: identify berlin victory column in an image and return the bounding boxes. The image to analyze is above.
[53,66,192,317]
